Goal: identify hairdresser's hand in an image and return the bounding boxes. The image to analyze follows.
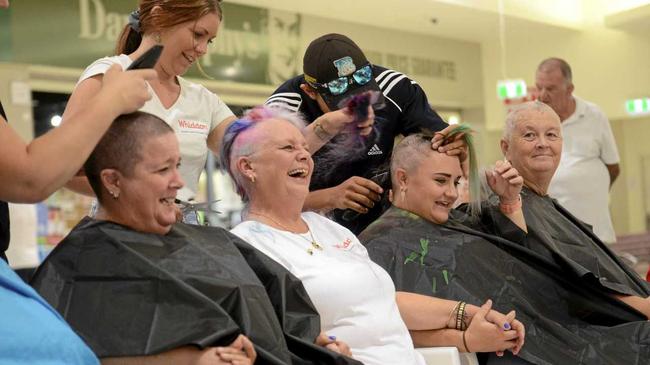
[485,160,523,204]
[431,124,468,162]
[329,176,383,214]
[318,105,374,137]
[316,333,353,357]
[98,63,157,116]
[464,300,521,355]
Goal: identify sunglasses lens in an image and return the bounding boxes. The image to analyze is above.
[353,65,373,86]
[327,77,349,95]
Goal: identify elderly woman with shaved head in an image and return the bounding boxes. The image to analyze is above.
[500,101,650,314]
[497,101,650,363]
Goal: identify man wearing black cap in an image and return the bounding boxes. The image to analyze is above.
[266,33,462,234]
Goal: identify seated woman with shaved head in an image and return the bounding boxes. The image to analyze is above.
[500,101,650,308]
[360,132,532,363]
[30,112,362,365]
[360,123,650,364]
[224,106,525,365]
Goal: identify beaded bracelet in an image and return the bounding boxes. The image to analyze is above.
[455,302,467,331]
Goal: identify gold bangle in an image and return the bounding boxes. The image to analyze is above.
[462,330,471,353]
[447,301,461,328]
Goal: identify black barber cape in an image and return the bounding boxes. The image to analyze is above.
[359,206,650,365]
[519,186,650,297]
[31,218,361,365]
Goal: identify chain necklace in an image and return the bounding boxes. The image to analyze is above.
[247,211,324,255]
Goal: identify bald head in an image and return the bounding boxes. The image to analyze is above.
[84,112,174,203]
[503,101,560,142]
[391,134,436,186]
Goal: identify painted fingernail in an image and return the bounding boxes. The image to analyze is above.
[503,322,511,330]
[328,335,337,341]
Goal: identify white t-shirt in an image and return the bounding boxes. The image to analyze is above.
[231,212,425,365]
[79,55,234,201]
[549,96,620,243]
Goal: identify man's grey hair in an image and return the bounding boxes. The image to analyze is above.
[537,57,572,84]
[502,101,559,141]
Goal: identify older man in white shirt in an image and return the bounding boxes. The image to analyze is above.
[535,58,620,243]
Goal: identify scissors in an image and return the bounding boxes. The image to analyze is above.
[174,199,222,215]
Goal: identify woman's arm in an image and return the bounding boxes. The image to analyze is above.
[407,299,525,355]
[302,106,374,153]
[396,292,459,330]
[207,115,237,156]
[485,160,526,233]
[60,73,106,196]
[0,65,155,202]
[615,294,650,319]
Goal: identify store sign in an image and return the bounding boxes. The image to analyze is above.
[1,0,302,85]
[365,50,456,81]
[1,0,462,87]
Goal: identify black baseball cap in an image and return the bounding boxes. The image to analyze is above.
[303,33,382,110]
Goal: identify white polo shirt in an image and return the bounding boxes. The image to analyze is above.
[548,96,620,243]
[231,212,425,365]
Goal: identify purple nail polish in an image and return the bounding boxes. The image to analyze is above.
[503,322,511,330]
[328,335,336,341]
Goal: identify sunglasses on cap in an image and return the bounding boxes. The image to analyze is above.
[309,64,373,96]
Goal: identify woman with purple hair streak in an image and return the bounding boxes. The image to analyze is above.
[223,106,525,365]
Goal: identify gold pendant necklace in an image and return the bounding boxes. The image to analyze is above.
[248,211,323,255]
[303,229,323,255]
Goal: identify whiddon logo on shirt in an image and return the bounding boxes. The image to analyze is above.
[334,238,354,250]
[178,119,208,134]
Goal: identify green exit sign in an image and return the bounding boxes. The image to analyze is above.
[626,98,650,115]
[497,79,527,100]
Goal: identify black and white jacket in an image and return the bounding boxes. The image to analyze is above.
[265,65,448,233]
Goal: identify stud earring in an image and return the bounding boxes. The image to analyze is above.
[110,190,119,199]
[154,33,161,44]
[249,175,256,183]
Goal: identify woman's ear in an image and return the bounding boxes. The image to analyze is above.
[499,139,510,160]
[100,169,121,198]
[236,156,256,182]
[395,168,409,191]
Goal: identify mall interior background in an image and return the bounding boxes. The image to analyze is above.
[0,0,649,268]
